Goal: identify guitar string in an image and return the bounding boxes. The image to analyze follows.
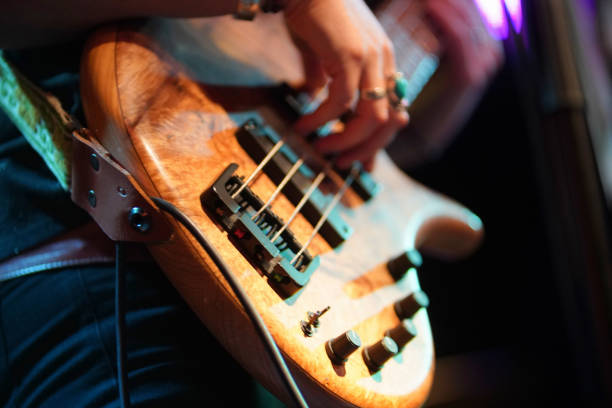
[252,158,304,221]
[230,125,357,262]
[270,166,329,244]
[290,163,359,265]
[151,197,309,408]
[231,140,284,199]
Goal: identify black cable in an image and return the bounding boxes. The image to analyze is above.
[115,242,131,408]
[151,197,309,408]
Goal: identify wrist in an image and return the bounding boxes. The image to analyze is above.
[234,0,293,20]
[262,0,292,13]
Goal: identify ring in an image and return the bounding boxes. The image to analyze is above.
[360,86,387,100]
[387,72,410,111]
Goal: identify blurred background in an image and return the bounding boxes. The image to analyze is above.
[398,0,612,406]
[256,1,612,406]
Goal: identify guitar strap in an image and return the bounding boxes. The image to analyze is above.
[0,51,172,281]
[0,50,74,190]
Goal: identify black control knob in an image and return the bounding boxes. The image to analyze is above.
[362,336,398,372]
[326,330,361,365]
[385,319,417,349]
[394,290,429,319]
[387,249,422,280]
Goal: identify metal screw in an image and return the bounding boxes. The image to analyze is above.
[89,153,100,171]
[300,306,331,336]
[245,120,256,131]
[88,190,96,207]
[301,321,314,337]
[128,206,151,233]
[117,186,128,197]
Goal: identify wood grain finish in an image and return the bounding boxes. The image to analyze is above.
[80,7,481,408]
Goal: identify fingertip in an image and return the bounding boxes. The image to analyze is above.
[363,156,376,172]
[293,102,346,137]
[395,110,410,127]
[298,73,328,97]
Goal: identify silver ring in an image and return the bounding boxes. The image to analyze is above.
[360,86,387,100]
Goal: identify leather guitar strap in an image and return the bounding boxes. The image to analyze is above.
[0,222,152,282]
[0,51,173,281]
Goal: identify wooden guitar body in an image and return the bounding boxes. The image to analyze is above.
[80,8,482,408]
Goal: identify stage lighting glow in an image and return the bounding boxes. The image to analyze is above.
[474,0,508,39]
[504,0,523,33]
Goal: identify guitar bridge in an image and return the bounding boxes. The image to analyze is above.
[202,163,319,289]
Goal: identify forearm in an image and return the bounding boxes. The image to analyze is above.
[0,0,239,49]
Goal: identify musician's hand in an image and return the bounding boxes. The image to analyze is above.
[284,0,409,170]
[427,0,503,89]
[390,0,504,168]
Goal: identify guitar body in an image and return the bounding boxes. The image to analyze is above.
[80,7,482,408]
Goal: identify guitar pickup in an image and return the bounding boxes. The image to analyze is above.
[336,163,381,202]
[236,119,352,248]
[202,163,319,289]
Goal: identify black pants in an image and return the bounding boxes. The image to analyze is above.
[0,261,281,407]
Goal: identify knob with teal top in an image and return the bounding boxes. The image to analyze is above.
[362,336,398,372]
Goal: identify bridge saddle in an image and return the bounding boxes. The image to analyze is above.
[202,162,319,292]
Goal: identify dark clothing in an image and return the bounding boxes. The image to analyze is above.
[0,41,89,262]
[0,263,257,408]
[0,44,278,407]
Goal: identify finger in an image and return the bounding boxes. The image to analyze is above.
[294,38,328,95]
[431,0,481,31]
[315,111,379,154]
[315,48,388,154]
[427,0,470,52]
[462,0,495,34]
[350,0,396,76]
[427,0,486,85]
[335,109,409,168]
[381,37,397,77]
[363,156,376,172]
[457,0,504,83]
[429,0,500,62]
[460,0,505,70]
[293,49,363,135]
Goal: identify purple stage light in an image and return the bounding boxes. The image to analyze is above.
[473,0,524,39]
[473,0,508,39]
[504,0,523,33]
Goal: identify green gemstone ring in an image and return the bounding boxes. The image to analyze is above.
[387,72,410,111]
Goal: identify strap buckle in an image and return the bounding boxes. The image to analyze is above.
[70,129,173,243]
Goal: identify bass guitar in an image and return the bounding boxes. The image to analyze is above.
[80,2,483,406]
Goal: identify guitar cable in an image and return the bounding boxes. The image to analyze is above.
[150,197,310,408]
[115,242,131,408]
[112,200,309,408]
